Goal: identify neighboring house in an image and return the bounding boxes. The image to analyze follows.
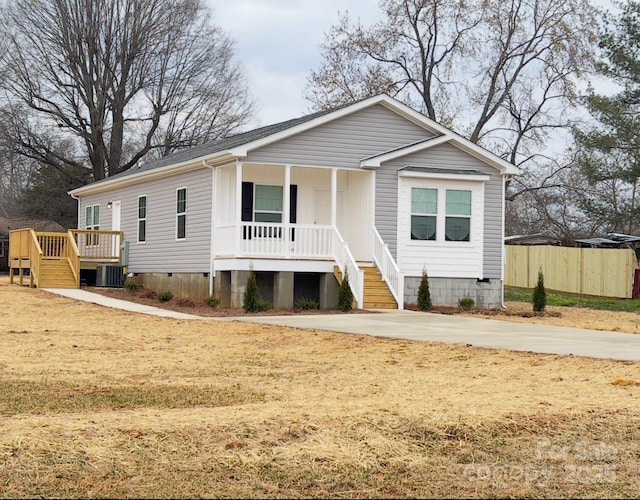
[69,95,520,309]
[1,217,65,272]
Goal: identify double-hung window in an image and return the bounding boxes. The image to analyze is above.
[85,204,100,245]
[254,185,283,223]
[138,196,147,243]
[445,190,471,241]
[410,187,472,242]
[176,188,186,240]
[411,188,438,240]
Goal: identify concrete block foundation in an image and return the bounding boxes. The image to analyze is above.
[404,276,503,309]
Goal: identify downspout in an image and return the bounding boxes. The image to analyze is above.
[501,174,512,309]
[203,160,216,296]
[69,192,80,229]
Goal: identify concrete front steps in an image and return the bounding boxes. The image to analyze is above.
[362,266,398,309]
[37,259,78,289]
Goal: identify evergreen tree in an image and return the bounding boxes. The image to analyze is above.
[532,270,547,313]
[243,268,261,313]
[574,2,640,233]
[417,269,432,311]
[338,271,354,312]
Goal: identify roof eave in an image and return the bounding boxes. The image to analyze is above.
[69,150,238,196]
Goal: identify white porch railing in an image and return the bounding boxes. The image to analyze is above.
[372,227,404,309]
[333,227,364,309]
[214,222,363,308]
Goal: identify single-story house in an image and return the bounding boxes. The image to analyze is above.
[1,217,65,272]
[69,94,520,309]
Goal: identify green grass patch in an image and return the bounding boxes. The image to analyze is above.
[505,287,640,312]
[0,379,264,416]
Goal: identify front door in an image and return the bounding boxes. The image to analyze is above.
[314,189,344,227]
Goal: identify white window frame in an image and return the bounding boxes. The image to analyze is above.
[254,184,283,223]
[85,204,100,246]
[410,187,438,241]
[176,187,187,240]
[407,187,474,243]
[137,195,147,243]
[445,189,472,242]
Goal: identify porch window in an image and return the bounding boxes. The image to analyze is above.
[138,196,147,243]
[176,188,186,240]
[254,185,283,223]
[0,241,4,257]
[241,182,297,240]
[445,190,471,241]
[85,204,100,245]
[411,188,437,240]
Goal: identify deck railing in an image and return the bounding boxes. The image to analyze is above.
[9,229,43,287]
[71,230,123,262]
[372,227,404,309]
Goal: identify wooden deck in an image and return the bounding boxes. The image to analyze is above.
[9,229,124,289]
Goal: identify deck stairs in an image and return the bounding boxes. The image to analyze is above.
[38,259,78,289]
[334,264,398,310]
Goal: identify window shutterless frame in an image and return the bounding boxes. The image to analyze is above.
[85,204,100,245]
[176,187,187,240]
[137,195,147,243]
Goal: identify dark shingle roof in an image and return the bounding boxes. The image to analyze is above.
[89,105,348,186]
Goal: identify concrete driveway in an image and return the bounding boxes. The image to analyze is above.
[230,309,640,362]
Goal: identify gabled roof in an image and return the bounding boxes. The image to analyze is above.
[70,94,520,196]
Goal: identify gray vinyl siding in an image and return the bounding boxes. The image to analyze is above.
[77,168,212,273]
[245,104,433,168]
[378,143,503,279]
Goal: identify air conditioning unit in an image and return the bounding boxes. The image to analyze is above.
[96,265,126,288]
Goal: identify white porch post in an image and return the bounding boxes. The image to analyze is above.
[209,165,217,295]
[283,164,291,257]
[330,167,338,227]
[235,161,243,256]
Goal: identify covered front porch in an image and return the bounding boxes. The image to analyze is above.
[208,161,402,308]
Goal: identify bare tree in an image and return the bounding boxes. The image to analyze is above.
[0,0,253,181]
[305,0,598,169]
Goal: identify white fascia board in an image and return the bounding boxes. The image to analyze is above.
[398,170,491,182]
[360,135,451,168]
[376,99,521,176]
[69,150,237,196]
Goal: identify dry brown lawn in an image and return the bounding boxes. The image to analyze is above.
[1,276,639,498]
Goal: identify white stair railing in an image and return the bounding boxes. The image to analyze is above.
[332,227,364,309]
[372,227,404,309]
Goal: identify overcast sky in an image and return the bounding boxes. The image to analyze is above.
[206,0,381,127]
[206,0,615,129]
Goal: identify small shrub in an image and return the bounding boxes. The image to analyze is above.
[458,297,475,310]
[124,278,140,292]
[243,268,262,313]
[338,271,354,312]
[532,269,547,312]
[157,291,173,302]
[417,269,432,311]
[295,297,319,310]
[204,295,221,308]
[256,298,272,312]
[175,298,195,308]
[141,289,157,300]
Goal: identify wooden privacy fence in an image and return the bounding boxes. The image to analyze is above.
[505,245,640,298]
